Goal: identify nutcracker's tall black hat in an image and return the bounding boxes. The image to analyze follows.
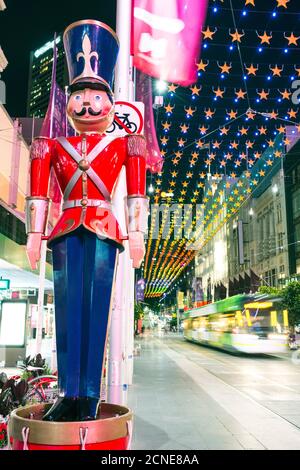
[63,19,119,95]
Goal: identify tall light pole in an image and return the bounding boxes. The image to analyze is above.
[107,0,135,405]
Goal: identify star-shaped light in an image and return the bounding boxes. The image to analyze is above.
[285,32,300,46]
[196,59,209,71]
[204,108,215,118]
[180,123,189,133]
[174,151,183,158]
[213,87,225,98]
[171,171,178,178]
[270,65,283,76]
[277,125,286,133]
[164,103,175,114]
[269,110,278,119]
[257,31,272,45]
[230,172,237,178]
[246,110,256,120]
[169,180,176,187]
[230,29,245,43]
[259,170,265,177]
[202,26,217,40]
[227,109,238,119]
[239,126,249,135]
[254,151,261,159]
[279,89,291,100]
[162,121,171,130]
[220,126,229,135]
[246,64,258,75]
[191,151,199,159]
[246,140,254,148]
[267,139,275,147]
[208,152,216,160]
[199,172,206,179]
[185,106,197,117]
[160,136,169,145]
[245,0,255,5]
[274,150,282,158]
[252,179,258,185]
[258,126,267,135]
[248,159,255,166]
[266,159,273,166]
[199,124,208,134]
[190,84,201,96]
[168,83,178,93]
[220,160,227,167]
[288,109,298,119]
[234,159,242,167]
[295,66,300,77]
[284,137,291,145]
[231,141,239,149]
[218,62,232,74]
[235,88,247,100]
[225,152,233,160]
[212,140,221,149]
[195,139,205,148]
[177,137,186,147]
[240,152,247,160]
[160,149,166,157]
[186,172,193,179]
[257,89,269,100]
[276,0,290,8]
[245,170,251,178]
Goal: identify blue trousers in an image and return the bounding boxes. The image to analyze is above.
[51,228,117,399]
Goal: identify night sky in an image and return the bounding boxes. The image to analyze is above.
[0,0,116,117]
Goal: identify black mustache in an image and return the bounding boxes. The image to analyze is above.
[74,107,102,117]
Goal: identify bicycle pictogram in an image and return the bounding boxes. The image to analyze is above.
[107,112,138,134]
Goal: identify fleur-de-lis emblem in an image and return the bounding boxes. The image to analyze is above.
[76,34,99,79]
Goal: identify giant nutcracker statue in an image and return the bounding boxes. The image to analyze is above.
[25,20,148,422]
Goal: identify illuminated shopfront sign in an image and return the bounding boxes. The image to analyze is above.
[0,301,26,346]
[0,278,10,290]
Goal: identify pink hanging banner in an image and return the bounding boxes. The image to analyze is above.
[132,0,208,86]
[136,70,164,174]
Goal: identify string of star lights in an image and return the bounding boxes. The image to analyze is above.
[143,0,300,300]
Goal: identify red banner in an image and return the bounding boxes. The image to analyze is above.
[136,70,164,173]
[132,0,208,86]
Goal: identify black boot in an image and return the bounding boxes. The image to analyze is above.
[43,397,77,422]
[43,396,100,422]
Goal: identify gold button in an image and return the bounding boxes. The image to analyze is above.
[78,159,90,171]
[81,198,88,206]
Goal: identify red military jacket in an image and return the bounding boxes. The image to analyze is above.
[29,133,147,249]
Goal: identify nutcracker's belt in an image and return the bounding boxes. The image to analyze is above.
[62,199,112,211]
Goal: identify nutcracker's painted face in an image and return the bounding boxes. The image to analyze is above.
[67,88,115,134]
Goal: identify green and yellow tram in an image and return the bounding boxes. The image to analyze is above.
[184,294,289,354]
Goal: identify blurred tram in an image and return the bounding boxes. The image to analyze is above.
[183,294,289,354]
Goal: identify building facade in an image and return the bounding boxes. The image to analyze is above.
[0,105,54,366]
[27,34,67,118]
[195,156,293,301]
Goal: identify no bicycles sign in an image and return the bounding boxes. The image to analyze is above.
[106,101,145,136]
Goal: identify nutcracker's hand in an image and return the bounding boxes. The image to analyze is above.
[128,231,145,269]
[26,233,42,270]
